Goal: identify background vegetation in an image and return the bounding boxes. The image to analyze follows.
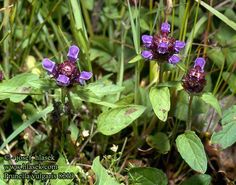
[0,0,236,184]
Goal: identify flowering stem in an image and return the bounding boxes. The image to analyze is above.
[159,63,163,83]
[67,90,75,113]
[61,88,66,104]
[117,26,128,100]
[133,61,140,137]
[79,130,98,153]
[186,94,193,130]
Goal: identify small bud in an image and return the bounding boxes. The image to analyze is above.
[161,22,170,33]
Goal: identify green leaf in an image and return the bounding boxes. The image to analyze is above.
[97,105,146,135]
[176,131,207,173]
[0,179,7,185]
[82,0,94,10]
[50,154,82,185]
[146,132,170,154]
[128,54,143,64]
[222,72,236,93]
[201,92,222,117]
[196,0,236,31]
[180,174,211,185]
[85,81,124,98]
[0,73,41,102]
[211,105,236,149]
[221,105,236,125]
[129,167,167,185]
[92,156,120,185]
[184,16,207,57]
[0,105,53,150]
[207,48,225,68]
[149,87,170,122]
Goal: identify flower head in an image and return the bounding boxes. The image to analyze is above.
[42,45,92,87]
[182,58,206,94]
[141,22,185,64]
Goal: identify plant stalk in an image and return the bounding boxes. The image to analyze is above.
[186,94,193,130]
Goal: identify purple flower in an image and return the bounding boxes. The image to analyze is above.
[142,35,153,48]
[174,41,185,52]
[67,45,79,62]
[42,45,92,87]
[161,22,170,33]
[42,58,56,73]
[141,50,153,59]
[158,42,168,54]
[168,55,180,64]
[182,58,206,94]
[194,57,205,72]
[57,74,70,86]
[141,22,185,64]
[78,71,93,85]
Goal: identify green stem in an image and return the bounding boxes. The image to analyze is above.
[117,27,127,100]
[159,63,163,83]
[67,90,75,113]
[186,94,193,130]
[61,88,66,104]
[79,130,98,153]
[133,61,140,137]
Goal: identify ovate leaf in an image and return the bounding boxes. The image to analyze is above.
[176,131,207,173]
[201,92,222,117]
[222,72,236,93]
[85,81,124,98]
[97,105,146,135]
[207,48,224,68]
[149,87,170,122]
[92,156,120,185]
[0,73,41,102]
[51,154,82,185]
[180,174,211,185]
[129,167,167,185]
[146,132,170,154]
[211,105,236,149]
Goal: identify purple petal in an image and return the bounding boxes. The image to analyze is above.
[194,57,205,71]
[77,71,92,85]
[42,58,56,73]
[67,45,80,62]
[80,71,93,80]
[142,35,153,48]
[141,50,153,59]
[174,41,185,52]
[157,42,168,54]
[168,55,180,64]
[56,74,70,86]
[161,22,170,33]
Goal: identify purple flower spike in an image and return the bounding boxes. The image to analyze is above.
[142,35,153,48]
[67,45,80,62]
[142,50,153,59]
[194,57,206,71]
[174,41,185,52]
[78,71,93,85]
[42,58,55,73]
[56,74,70,86]
[158,42,168,54]
[161,22,170,33]
[168,55,180,64]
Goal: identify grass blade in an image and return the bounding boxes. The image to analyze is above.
[0,105,53,150]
